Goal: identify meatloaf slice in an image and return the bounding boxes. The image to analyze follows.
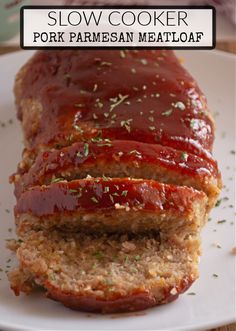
[8,230,200,313]
[15,177,207,236]
[11,140,221,211]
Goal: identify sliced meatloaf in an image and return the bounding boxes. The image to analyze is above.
[9,230,200,313]
[15,177,207,236]
[11,140,221,210]
[8,49,222,313]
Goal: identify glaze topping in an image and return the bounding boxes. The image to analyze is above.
[17,50,214,158]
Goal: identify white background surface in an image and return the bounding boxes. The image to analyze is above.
[0,49,235,330]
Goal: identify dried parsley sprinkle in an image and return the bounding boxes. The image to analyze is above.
[230,150,236,155]
[121,190,128,196]
[51,177,64,183]
[73,124,84,134]
[120,50,126,58]
[84,143,89,157]
[131,268,138,273]
[91,197,99,204]
[128,150,142,158]
[213,274,218,278]
[181,152,188,161]
[74,103,85,108]
[5,209,10,213]
[121,119,133,133]
[190,119,197,129]
[63,73,71,79]
[174,101,185,110]
[162,109,173,116]
[50,274,56,281]
[93,251,103,259]
[217,220,226,224]
[149,126,156,131]
[76,188,83,198]
[93,84,98,92]
[110,94,129,112]
[104,187,110,193]
[135,255,141,261]
[101,61,112,66]
[124,256,129,262]
[109,194,114,203]
[215,199,222,207]
[102,175,109,181]
[67,134,74,142]
[97,101,103,109]
[140,58,148,65]
[69,189,78,193]
[187,292,196,295]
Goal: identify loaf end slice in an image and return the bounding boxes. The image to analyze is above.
[8,230,200,313]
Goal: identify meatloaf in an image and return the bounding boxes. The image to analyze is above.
[15,177,207,236]
[8,49,221,313]
[9,230,200,313]
[11,140,220,211]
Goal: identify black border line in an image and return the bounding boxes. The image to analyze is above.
[20,5,216,50]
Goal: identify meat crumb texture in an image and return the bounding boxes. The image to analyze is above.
[8,50,222,313]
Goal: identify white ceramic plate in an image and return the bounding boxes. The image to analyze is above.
[0,50,235,331]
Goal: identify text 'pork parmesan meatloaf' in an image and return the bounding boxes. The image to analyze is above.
[8,50,222,313]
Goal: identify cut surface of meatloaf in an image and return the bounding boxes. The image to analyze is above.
[15,177,207,236]
[8,230,200,313]
[15,50,215,159]
[11,140,221,210]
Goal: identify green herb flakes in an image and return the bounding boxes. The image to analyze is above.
[91,197,99,204]
[181,152,188,161]
[121,119,133,133]
[162,109,173,116]
[51,177,64,183]
[84,143,89,157]
[174,101,185,110]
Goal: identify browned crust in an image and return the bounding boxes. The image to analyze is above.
[45,278,194,313]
